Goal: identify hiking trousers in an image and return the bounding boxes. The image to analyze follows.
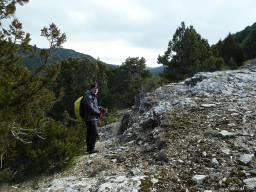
[85,121,99,151]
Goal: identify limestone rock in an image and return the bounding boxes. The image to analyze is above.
[193,175,209,184]
[201,104,216,108]
[120,110,132,132]
[243,177,256,187]
[239,154,254,164]
[219,130,237,137]
[131,168,141,176]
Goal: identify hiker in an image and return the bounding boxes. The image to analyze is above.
[83,83,107,154]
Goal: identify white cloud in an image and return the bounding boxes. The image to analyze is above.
[66,40,161,67]
[1,0,256,67]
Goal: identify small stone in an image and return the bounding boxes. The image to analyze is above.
[201,104,216,108]
[89,153,98,158]
[34,186,39,189]
[219,130,237,137]
[111,159,117,163]
[243,177,256,187]
[148,168,156,175]
[172,99,179,105]
[151,178,158,184]
[193,175,209,184]
[132,168,141,176]
[86,160,93,165]
[231,113,239,116]
[202,151,207,157]
[178,160,184,164]
[239,154,254,164]
[212,158,219,164]
[222,149,230,154]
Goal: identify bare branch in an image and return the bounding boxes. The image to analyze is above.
[11,128,32,144]
[8,120,48,143]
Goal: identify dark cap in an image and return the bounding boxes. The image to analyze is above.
[90,83,98,89]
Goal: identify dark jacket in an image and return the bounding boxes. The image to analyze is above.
[83,90,103,121]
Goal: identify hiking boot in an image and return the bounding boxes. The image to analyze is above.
[88,149,99,154]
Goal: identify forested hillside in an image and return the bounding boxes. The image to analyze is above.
[233,22,256,44]
[21,46,165,74]
[20,46,117,72]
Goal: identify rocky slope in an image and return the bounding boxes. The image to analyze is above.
[3,60,256,191]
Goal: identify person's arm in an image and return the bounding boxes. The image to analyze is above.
[84,95,101,115]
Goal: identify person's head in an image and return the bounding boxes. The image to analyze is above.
[90,83,98,94]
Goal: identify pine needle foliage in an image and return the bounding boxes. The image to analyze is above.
[49,57,109,120]
[0,0,86,182]
[157,22,212,81]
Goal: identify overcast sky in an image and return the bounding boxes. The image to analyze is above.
[2,0,256,67]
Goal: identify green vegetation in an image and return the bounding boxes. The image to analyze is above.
[233,22,256,44]
[158,21,256,82]
[107,57,163,108]
[241,28,256,60]
[139,177,153,192]
[0,0,86,182]
[20,46,117,72]
[1,0,256,185]
[157,22,228,81]
[215,33,244,67]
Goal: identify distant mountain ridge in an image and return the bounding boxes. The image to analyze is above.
[21,47,116,71]
[232,22,256,44]
[21,47,164,74]
[146,65,166,74]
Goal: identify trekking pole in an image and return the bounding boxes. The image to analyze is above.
[104,112,107,128]
[104,108,107,128]
[1,154,3,168]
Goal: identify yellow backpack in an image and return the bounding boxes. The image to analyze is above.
[74,95,86,120]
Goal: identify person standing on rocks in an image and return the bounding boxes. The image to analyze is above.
[83,83,107,154]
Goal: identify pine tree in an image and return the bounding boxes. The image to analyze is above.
[107,57,153,108]
[202,56,217,72]
[0,1,89,182]
[227,57,238,70]
[218,33,244,67]
[157,22,211,81]
[242,28,256,60]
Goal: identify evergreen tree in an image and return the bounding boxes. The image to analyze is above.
[0,0,87,182]
[218,33,244,67]
[233,22,256,44]
[210,44,219,58]
[0,0,29,21]
[227,57,238,70]
[202,56,227,72]
[107,57,154,108]
[202,56,217,72]
[242,28,256,60]
[215,57,226,71]
[157,22,211,81]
